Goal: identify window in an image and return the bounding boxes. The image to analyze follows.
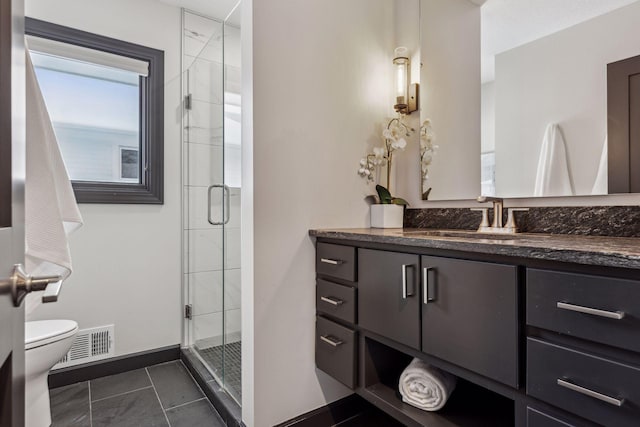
[25,18,164,203]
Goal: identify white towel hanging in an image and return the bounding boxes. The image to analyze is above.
[534,123,575,197]
[24,45,83,316]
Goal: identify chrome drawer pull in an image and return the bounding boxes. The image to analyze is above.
[557,378,624,407]
[557,302,625,320]
[320,335,343,347]
[320,258,343,265]
[320,296,344,306]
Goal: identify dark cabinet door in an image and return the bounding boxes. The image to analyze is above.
[421,256,519,387]
[359,249,420,350]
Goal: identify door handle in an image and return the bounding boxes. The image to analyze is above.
[207,184,231,225]
[423,267,434,305]
[402,264,414,299]
[0,264,62,307]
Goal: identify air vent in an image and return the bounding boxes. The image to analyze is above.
[53,325,115,370]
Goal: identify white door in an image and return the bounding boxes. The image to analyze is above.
[0,0,26,425]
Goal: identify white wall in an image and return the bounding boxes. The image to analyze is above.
[244,0,394,425]
[495,1,640,198]
[26,0,183,357]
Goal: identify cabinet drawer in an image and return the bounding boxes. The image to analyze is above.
[316,243,357,282]
[527,269,640,353]
[316,279,356,324]
[526,408,574,427]
[527,338,640,427]
[316,316,357,389]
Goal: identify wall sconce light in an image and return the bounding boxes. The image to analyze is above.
[393,47,418,115]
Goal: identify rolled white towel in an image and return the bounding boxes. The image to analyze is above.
[398,358,457,411]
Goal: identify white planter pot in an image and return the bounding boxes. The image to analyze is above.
[370,204,404,229]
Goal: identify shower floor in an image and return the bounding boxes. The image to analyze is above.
[199,341,242,402]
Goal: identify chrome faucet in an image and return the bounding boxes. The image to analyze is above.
[473,196,528,234]
[476,196,504,228]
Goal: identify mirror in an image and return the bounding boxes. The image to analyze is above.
[419,0,640,200]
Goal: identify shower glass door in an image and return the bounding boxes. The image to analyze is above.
[182,7,242,405]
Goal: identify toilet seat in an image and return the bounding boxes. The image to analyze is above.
[26,320,78,350]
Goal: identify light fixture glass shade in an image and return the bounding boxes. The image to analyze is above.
[393,47,409,112]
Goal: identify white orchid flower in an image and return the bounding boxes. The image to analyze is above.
[373,147,385,158]
[392,138,407,151]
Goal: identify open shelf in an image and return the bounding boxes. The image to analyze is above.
[361,337,514,427]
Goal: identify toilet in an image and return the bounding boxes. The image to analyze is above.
[25,320,78,427]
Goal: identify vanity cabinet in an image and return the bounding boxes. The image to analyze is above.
[312,232,640,427]
[421,256,518,387]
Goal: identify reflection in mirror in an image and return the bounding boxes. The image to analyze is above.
[482,0,640,198]
[419,0,481,201]
[419,0,640,200]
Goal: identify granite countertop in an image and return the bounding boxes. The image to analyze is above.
[309,228,640,270]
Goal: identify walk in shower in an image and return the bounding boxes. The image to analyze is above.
[182,6,242,405]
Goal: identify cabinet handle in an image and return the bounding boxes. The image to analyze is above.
[423,267,433,305]
[402,264,415,299]
[557,378,624,407]
[320,258,343,265]
[320,296,344,306]
[402,264,408,299]
[320,335,343,347]
[556,302,625,320]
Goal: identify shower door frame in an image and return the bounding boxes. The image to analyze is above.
[180,8,240,404]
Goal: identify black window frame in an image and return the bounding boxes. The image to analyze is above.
[25,17,164,204]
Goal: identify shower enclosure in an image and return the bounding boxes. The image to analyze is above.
[182,7,242,405]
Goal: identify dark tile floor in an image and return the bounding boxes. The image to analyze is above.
[181,349,242,427]
[50,361,225,427]
[198,341,241,403]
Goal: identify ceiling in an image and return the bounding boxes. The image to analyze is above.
[157,0,240,25]
[482,0,639,83]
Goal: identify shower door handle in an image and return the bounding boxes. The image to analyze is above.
[207,184,231,225]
